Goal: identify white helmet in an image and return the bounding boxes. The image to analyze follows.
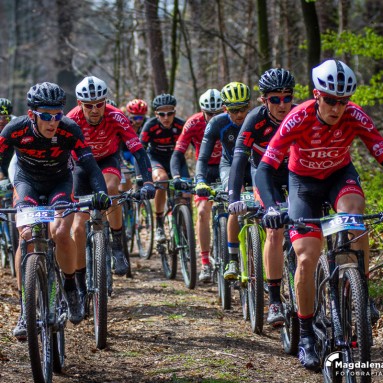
[75,76,108,101]
[312,59,357,97]
[199,89,223,112]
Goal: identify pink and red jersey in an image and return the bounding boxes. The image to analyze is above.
[175,112,221,165]
[67,104,142,161]
[261,100,383,179]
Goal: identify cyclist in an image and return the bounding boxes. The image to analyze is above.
[126,99,148,135]
[139,93,187,242]
[170,89,223,283]
[195,82,252,280]
[67,76,155,285]
[255,59,382,371]
[0,98,15,178]
[227,69,296,326]
[2,82,110,339]
[119,99,149,191]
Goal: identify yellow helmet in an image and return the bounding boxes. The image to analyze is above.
[220,82,251,107]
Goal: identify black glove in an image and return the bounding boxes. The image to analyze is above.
[173,178,189,191]
[136,177,144,187]
[92,192,111,210]
[140,183,156,200]
[262,206,289,229]
[195,182,211,197]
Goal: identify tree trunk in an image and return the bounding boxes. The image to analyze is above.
[144,0,169,95]
[301,0,321,92]
[257,0,271,72]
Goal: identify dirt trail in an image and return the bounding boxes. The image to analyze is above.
[1,254,382,383]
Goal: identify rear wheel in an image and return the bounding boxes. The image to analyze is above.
[247,225,264,334]
[24,253,53,383]
[91,232,108,349]
[52,282,66,373]
[177,205,196,289]
[136,200,154,259]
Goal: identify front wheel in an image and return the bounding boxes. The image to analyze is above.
[176,205,197,289]
[90,231,108,350]
[217,216,231,310]
[280,238,299,355]
[340,267,371,382]
[136,200,154,259]
[247,225,264,334]
[24,253,53,383]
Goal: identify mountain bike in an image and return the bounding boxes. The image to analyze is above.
[15,199,91,383]
[154,179,196,289]
[0,179,17,277]
[120,163,154,262]
[237,193,265,331]
[209,185,230,309]
[291,209,381,382]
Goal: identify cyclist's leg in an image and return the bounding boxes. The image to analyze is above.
[289,171,324,370]
[329,163,379,322]
[49,177,84,324]
[151,156,169,242]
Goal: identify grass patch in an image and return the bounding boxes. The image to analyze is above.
[369,279,383,299]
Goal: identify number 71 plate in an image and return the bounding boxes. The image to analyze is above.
[320,213,365,237]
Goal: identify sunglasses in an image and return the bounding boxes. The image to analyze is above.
[156,111,175,117]
[81,101,106,110]
[322,95,350,106]
[227,105,249,114]
[131,115,145,121]
[267,95,293,104]
[32,110,64,122]
[204,111,221,117]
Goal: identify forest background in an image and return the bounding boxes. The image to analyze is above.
[1,0,383,217]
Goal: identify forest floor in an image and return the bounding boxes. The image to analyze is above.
[1,252,383,383]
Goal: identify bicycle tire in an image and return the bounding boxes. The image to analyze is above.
[217,216,231,310]
[123,200,135,255]
[24,253,53,383]
[52,281,66,373]
[121,219,133,278]
[340,267,371,382]
[315,254,339,383]
[280,239,299,355]
[0,223,8,269]
[8,213,18,277]
[176,204,197,289]
[136,200,154,260]
[160,213,177,279]
[247,225,264,334]
[238,241,249,321]
[91,231,108,349]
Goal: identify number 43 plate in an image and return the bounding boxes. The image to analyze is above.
[320,213,365,237]
[16,206,55,227]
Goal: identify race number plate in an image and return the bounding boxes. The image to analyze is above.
[16,206,55,227]
[320,213,365,237]
[240,191,258,208]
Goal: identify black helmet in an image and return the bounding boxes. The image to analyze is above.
[27,82,66,109]
[152,93,176,110]
[259,68,295,94]
[0,98,13,115]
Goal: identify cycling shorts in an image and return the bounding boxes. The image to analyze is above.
[13,164,74,208]
[149,153,189,179]
[288,162,364,240]
[220,158,252,192]
[74,152,121,196]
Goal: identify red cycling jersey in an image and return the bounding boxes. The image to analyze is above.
[174,112,221,165]
[67,104,142,160]
[261,100,383,179]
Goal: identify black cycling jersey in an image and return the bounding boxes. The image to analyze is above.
[228,105,292,203]
[0,115,107,192]
[195,113,243,183]
[139,116,185,161]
